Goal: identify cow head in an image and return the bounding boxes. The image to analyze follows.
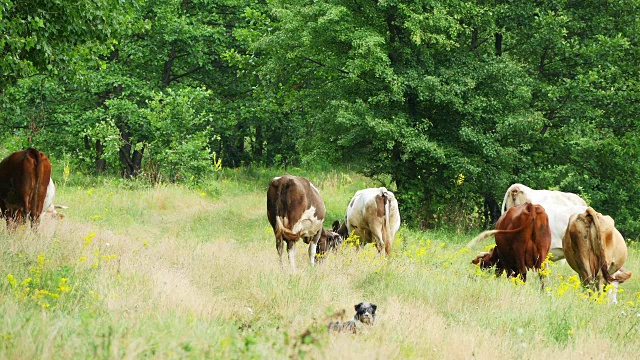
[316,228,343,259]
[332,220,349,239]
[507,185,530,209]
[471,246,503,273]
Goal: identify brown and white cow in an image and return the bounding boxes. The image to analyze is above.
[334,187,401,255]
[501,183,587,214]
[562,207,632,303]
[267,175,340,271]
[0,148,52,228]
[468,203,552,286]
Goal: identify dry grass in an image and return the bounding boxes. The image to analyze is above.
[1,171,640,359]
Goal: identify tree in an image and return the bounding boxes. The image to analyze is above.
[0,0,135,89]
[254,0,640,235]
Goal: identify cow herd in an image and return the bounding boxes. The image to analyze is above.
[469,183,632,302]
[0,148,632,303]
[267,176,633,303]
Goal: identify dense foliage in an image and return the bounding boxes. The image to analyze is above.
[1,0,639,236]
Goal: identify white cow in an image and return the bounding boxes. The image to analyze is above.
[337,187,401,255]
[542,203,588,261]
[501,183,587,214]
[42,178,67,219]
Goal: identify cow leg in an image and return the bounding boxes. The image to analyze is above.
[276,235,285,267]
[516,260,528,283]
[384,231,392,255]
[353,229,367,248]
[7,210,21,232]
[519,271,527,283]
[287,240,297,272]
[370,227,385,253]
[607,281,620,304]
[308,231,322,267]
[538,272,546,291]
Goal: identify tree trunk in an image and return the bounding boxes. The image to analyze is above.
[495,33,503,56]
[162,44,177,87]
[117,122,143,178]
[483,193,501,228]
[471,28,479,50]
[95,140,106,173]
[254,124,264,161]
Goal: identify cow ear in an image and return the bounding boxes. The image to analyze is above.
[332,220,340,232]
[354,303,363,311]
[371,304,377,313]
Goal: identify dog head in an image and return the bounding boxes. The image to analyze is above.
[353,302,377,326]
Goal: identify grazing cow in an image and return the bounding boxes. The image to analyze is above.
[474,204,586,265]
[467,203,551,286]
[316,230,343,259]
[501,183,587,214]
[42,178,68,219]
[471,246,504,275]
[562,207,632,303]
[0,148,52,228]
[334,187,400,255]
[44,203,68,219]
[267,175,339,270]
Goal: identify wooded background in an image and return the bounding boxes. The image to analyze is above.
[2,0,639,236]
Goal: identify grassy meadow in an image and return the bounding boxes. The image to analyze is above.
[1,167,640,359]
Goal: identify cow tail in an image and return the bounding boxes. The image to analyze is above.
[275,217,300,241]
[274,179,300,241]
[383,191,390,233]
[27,148,43,220]
[466,206,536,249]
[585,207,614,284]
[379,190,391,249]
[466,230,501,248]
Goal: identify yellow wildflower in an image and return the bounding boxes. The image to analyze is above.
[6,274,17,288]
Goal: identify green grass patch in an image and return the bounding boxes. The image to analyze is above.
[1,167,639,358]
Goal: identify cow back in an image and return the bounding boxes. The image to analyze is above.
[267,175,326,240]
[346,187,400,234]
[563,209,600,283]
[0,148,52,222]
[502,183,588,214]
[495,203,551,274]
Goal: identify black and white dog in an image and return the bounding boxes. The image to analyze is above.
[328,302,377,334]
